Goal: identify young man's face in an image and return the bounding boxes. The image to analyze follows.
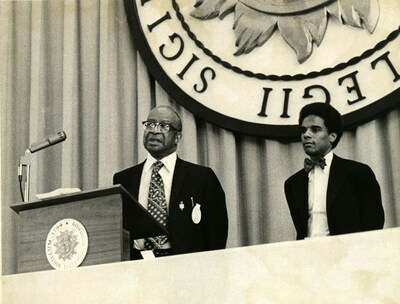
[300,115,337,159]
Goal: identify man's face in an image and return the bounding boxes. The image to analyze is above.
[143,107,181,159]
[300,115,337,159]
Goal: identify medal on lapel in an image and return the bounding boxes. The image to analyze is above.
[191,197,201,224]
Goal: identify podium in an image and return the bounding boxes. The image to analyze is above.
[10,185,166,273]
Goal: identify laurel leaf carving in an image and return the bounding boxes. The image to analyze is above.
[233,2,277,56]
[278,18,312,64]
[219,0,237,19]
[328,0,379,33]
[190,0,380,63]
[278,8,329,63]
[301,10,328,46]
[190,0,230,20]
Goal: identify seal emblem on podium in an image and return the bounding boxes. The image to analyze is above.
[45,219,89,270]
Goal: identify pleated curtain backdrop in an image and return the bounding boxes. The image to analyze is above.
[1,0,399,275]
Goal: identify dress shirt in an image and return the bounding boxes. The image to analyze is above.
[134,152,177,249]
[307,151,333,238]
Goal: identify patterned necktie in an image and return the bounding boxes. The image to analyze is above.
[304,157,326,173]
[144,161,168,250]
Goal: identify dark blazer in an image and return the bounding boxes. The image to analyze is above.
[284,154,384,240]
[113,157,228,257]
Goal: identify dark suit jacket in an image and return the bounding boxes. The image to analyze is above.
[113,157,228,257]
[284,154,384,240]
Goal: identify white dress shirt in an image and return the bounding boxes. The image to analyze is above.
[307,151,333,238]
[134,152,177,249]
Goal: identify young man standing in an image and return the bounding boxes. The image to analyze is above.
[284,102,384,240]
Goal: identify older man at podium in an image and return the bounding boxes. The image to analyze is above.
[114,105,228,259]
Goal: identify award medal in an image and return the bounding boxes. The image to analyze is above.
[192,203,202,224]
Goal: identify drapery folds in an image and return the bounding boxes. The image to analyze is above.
[1,0,399,274]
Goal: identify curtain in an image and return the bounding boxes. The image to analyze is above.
[1,0,399,275]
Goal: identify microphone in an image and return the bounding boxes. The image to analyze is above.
[29,131,67,153]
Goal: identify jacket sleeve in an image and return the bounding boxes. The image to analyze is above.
[357,165,384,230]
[284,178,306,240]
[201,168,228,250]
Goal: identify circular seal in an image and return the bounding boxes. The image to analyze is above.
[45,218,89,270]
[124,0,400,137]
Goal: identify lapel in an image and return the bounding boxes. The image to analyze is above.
[170,157,189,205]
[127,162,145,199]
[327,154,346,210]
[296,170,309,224]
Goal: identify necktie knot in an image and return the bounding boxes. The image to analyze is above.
[153,161,164,173]
[304,157,326,173]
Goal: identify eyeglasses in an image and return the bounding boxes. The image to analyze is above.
[142,121,179,133]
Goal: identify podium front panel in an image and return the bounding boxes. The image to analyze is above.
[17,194,123,273]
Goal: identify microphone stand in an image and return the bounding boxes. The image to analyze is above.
[18,149,32,202]
[17,131,67,202]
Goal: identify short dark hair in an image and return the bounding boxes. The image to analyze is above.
[299,102,343,148]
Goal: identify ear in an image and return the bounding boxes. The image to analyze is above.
[329,132,337,144]
[175,132,182,144]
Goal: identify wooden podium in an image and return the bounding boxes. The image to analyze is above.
[10,185,166,273]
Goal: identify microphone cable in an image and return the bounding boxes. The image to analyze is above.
[18,174,25,202]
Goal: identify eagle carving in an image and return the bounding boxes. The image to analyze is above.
[190,0,380,63]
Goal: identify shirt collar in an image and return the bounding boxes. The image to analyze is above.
[144,152,177,173]
[322,151,333,174]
